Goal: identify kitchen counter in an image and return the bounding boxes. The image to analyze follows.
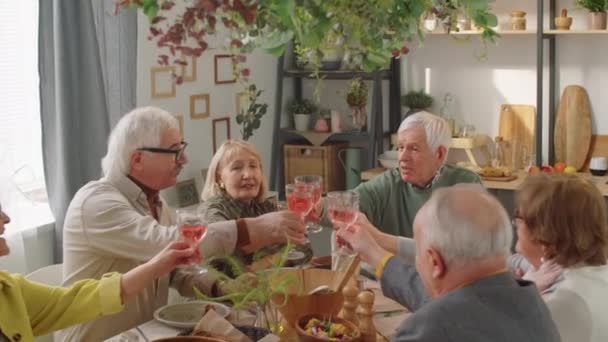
[360,168,608,197]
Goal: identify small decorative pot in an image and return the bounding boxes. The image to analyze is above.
[424,18,438,32]
[457,18,472,31]
[588,11,607,30]
[313,117,329,132]
[510,10,527,31]
[554,16,572,30]
[293,114,311,131]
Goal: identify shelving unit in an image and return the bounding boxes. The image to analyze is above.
[269,54,401,192]
[426,0,607,167]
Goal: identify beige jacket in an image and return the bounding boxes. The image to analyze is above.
[56,175,237,341]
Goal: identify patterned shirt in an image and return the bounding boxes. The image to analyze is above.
[200,192,313,270]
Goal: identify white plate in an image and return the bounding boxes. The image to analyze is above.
[153,301,230,329]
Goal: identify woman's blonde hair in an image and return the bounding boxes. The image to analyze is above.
[516,173,608,267]
[201,139,268,202]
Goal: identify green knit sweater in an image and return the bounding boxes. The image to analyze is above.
[354,165,481,237]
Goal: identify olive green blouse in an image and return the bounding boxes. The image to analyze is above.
[200,191,313,271]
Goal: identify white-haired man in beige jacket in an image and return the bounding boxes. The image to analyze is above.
[57,106,305,341]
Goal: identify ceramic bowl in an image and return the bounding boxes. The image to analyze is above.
[378,155,399,169]
[590,169,607,176]
[383,150,399,159]
[295,314,361,342]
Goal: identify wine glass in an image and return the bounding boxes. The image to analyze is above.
[285,183,314,261]
[294,175,324,234]
[326,191,359,258]
[176,207,208,273]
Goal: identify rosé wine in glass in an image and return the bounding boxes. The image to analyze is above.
[326,191,359,255]
[294,175,324,233]
[285,183,313,219]
[176,207,207,267]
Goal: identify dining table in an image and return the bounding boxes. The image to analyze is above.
[105,277,410,341]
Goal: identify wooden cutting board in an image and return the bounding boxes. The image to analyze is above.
[583,135,608,170]
[498,104,536,169]
[554,85,592,171]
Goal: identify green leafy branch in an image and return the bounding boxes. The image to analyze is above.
[193,242,299,311]
[235,84,269,141]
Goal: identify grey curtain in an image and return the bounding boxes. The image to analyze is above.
[39,0,137,262]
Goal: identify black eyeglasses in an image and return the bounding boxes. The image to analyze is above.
[137,141,188,161]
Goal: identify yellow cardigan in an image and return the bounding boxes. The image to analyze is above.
[0,270,124,342]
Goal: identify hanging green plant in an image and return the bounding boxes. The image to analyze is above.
[236,84,268,140]
[118,0,499,79]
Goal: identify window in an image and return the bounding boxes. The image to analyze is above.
[0,1,54,230]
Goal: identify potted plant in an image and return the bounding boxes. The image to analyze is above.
[236,84,268,141]
[346,77,369,130]
[320,29,345,70]
[577,0,608,29]
[194,244,297,334]
[288,99,317,131]
[120,1,498,78]
[422,11,439,32]
[401,90,434,117]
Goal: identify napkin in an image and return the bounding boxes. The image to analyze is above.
[193,309,252,342]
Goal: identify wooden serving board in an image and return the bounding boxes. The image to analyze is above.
[583,135,608,170]
[498,104,536,170]
[480,175,518,182]
[554,85,592,171]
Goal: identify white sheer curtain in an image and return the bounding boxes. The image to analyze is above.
[0,1,56,274]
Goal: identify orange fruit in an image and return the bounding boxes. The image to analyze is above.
[554,162,566,173]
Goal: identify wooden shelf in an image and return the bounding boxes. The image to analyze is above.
[452,135,489,149]
[280,129,372,146]
[427,30,536,35]
[283,69,392,80]
[544,29,608,35]
[428,29,608,36]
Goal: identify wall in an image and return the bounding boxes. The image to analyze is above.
[404,0,608,163]
[136,0,608,201]
[136,14,279,205]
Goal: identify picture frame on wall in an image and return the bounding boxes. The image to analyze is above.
[179,55,197,83]
[189,93,210,119]
[150,66,176,98]
[212,117,231,153]
[176,179,199,208]
[214,54,236,84]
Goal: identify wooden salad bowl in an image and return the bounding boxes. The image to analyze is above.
[270,268,344,327]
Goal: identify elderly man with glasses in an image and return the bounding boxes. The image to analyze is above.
[57,107,306,341]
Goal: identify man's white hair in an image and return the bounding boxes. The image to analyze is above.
[398,111,452,162]
[101,106,179,181]
[420,184,513,268]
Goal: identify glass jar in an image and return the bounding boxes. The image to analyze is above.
[460,124,476,138]
[493,136,505,168]
[440,93,456,137]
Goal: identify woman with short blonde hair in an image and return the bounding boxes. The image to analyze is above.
[200,139,312,269]
[514,173,608,342]
[201,139,268,203]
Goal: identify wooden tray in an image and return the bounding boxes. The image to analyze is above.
[480,175,518,182]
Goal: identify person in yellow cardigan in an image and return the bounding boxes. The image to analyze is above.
[0,202,196,342]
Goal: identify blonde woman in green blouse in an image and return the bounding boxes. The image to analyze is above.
[200,139,313,269]
[0,202,195,342]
